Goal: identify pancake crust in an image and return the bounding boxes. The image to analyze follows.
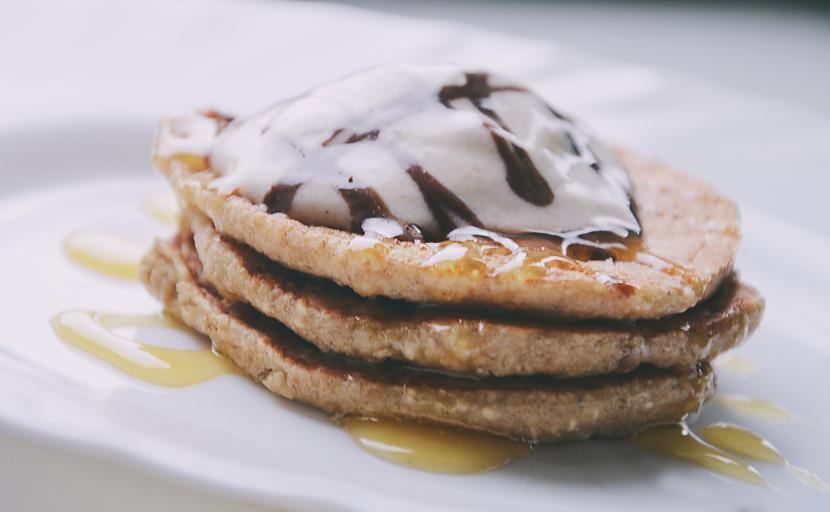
[139,236,716,442]
[188,211,763,377]
[155,122,739,319]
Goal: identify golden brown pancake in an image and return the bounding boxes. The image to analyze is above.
[154,122,739,320]
[187,210,762,377]
[139,235,716,442]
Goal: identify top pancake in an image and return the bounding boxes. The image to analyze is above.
[154,116,740,319]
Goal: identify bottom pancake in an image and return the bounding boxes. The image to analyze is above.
[139,235,716,442]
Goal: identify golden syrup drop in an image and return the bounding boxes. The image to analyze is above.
[789,466,830,493]
[142,193,180,227]
[701,423,785,464]
[63,230,146,280]
[630,423,766,486]
[338,416,531,474]
[479,244,512,257]
[714,395,798,423]
[50,310,236,387]
[716,354,761,376]
[421,244,488,276]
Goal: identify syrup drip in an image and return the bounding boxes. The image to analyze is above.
[63,229,146,281]
[50,310,235,387]
[338,416,531,474]
[715,395,798,423]
[703,423,830,492]
[630,423,766,486]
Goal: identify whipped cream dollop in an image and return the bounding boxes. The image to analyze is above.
[208,64,640,241]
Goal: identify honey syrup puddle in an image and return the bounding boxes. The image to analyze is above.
[702,423,783,464]
[63,230,146,281]
[338,416,532,474]
[714,395,799,423]
[64,193,178,281]
[50,310,235,387]
[703,423,830,492]
[630,422,767,486]
[56,193,825,486]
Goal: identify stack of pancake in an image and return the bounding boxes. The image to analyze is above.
[140,65,763,442]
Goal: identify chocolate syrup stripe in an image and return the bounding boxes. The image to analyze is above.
[490,131,555,206]
[339,188,392,232]
[439,73,555,206]
[262,164,479,240]
[337,164,483,240]
[407,164,482,236]
[263,184,301,214]
[322,128,380,147]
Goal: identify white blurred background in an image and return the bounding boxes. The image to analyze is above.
[340,0,830,115]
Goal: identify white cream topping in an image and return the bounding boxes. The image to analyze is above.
[156,111,222,158]
[189,64,640,240]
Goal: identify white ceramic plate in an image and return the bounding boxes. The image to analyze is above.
[2,1,829,511]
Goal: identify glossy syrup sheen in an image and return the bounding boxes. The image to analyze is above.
[63,229,147,280]
[338,416,532,474]
[630,422,766,486]
[50,310,235,387]
[714,395,798,423]
[414,232,699,301]
[702,423,784,464]
[703,422,830,493]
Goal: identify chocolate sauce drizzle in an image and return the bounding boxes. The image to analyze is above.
[489,132,556,206]
[439,73,554,206]
[264,184,301,214]
[322,128,380,147]
[249,71,636,250]
[407,164,482,236]
[339,188,393,232]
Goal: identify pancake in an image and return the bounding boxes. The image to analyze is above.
[139,235,716,442]
[155,130,739,320]
[187,210,763,377]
